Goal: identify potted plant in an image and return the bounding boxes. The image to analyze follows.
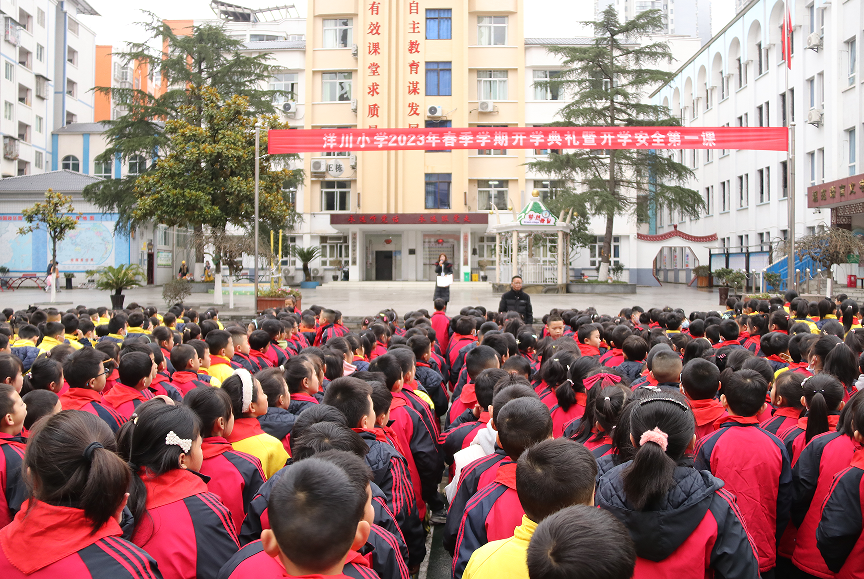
[256,286,294,313]
[693,265,711,288]
[713,267,734,305]
[64,272,74,290]
[764,272,783,293]
[90,264,144,310]
[478,259,491,282]
[289,246,322,289]
[725,270,747,300]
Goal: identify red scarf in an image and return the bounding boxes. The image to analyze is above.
[227,417,267,443]
[103,383,153,409]
[142,468,208,509]
[716,414,761,427]
[201,436,233,460]
[578,343,601,357]
[688,398,726,426]
[210,355,232,367]
[291,392,319,405]
[493,461,517,490]
[249,349,274,368]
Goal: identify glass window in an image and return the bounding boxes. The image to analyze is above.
[68,19,78,36]
[589,236,620,267]
[66,80,76,98]
[533,70,561,100]
[478,124,507,155]
[128,155,146,175]
[848,128,856,175]
[3,62,11,81]
[425,119,452,152]
[3,101,12,120]
[323,19,352,48]
[477,16,507,46]
[95,160,111,179]
[269,72,298,104]
[535,180,563,203]
[36,44,43,62]
[34,150,42,169]
[37,8,44,27]
[705,186,713,215]
[321,180,350,211]
[322,72,352,102]
[426,62,452,96]
[477,70,507,100]
[426,9,452,40]
[848,38,857,85]
[425,173,451,209]
[477,179,508,210]
[320,237,348,267]
[62,155,79,172]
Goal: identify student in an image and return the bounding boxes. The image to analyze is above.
[616,335,647,383]
[59,348,126,433]
[118,402,240,579]
[170,344,210,395]
[780,374,845,463]
[679,358,725,439]
[446,317,478,374]
[207,329,239,383]
[285,355,321,415]
[20,357,64,394]
[408,334,448,415]
[441,368,508,465]
[256,367,296,452]
[526,505,636,579]
[576,325,602,359]
[641,350,683,392]
[20,389,60,432]
[152,325,177,373]
[760,370,804,436]
[261,320,290,367]
[566,381,630,459]
[431,298,451,354]
[229,327,257,374]
[447,345,501,427]
[599,326,631,368]
[37,322,67,353]
[248,329,275,370]
[0,384,26,528]
[695,369,792,577]
[222,369,288,479]
[148,342,184,402]
[451,398,554,578]
[712,320,745,350]
[100,314,128,345]
[188,339,221,387]
[0,411,162,579]
[811,337,858,401]
[9,327,39,373]
[549,357,593,437]
[745,314,769,354]
[597,392,760,577]
[463,438,598,579]
[95,342,121,394]
[314,308,348,347]
[102,351,156,419]
[184,386,266,533]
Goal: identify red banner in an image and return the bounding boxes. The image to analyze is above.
[268,126,788,154]
[329,212,488,225]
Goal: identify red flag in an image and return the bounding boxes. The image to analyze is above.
[782,3,792,69]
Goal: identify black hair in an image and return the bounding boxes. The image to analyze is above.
[63,348,105,389]
[257,367,288,408]
[622,335,648,362]
[284,356,315,394]
[169,344,198,373]
[720,369,768,417]
[814,337,858,396]
[502,355,532,378]
[22,357,63,393]
[681,338,712,365]
[248,329,271,351]
[774,370,805,409]
[118,351,153,388]
[221,373,261,417]
[323,352,345,382]
[760,332,790,357]
[291,422,370,461]
[571,383,630,444]
[801,374,845,444]
[466,345,500,380]
[553,356,594,412]
[205,330,232,355]
[183,385,233,437]
[21,389,59,430]
[496,397,553,460]
[474,368,510,410]
[740,357,774,387]
[367,354,403,391]
[491,384,540,424]
[322,377,374,428]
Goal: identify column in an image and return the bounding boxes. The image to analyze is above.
[557,230,564,287]
[512,231,519,278]
[495,232,501,284]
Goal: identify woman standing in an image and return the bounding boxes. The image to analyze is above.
[434,253,453,305]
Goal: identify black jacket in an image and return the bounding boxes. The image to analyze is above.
[498,289,533,324]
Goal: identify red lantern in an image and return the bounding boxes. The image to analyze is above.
[436,238,444,244]
[384,238,392,245]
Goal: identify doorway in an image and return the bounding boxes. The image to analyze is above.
[375,251,393,280]
[146,252,154,285]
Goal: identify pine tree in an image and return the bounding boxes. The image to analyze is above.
[530,7,702,281]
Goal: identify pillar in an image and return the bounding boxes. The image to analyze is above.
[512,231,519,278]
[495,232,501,284]
[557,230,564,287]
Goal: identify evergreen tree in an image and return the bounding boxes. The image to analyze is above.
[530,7,702,281]
[18,189,79,268]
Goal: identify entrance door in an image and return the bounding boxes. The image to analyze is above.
[146,252,155,285]
[375,251,393,280]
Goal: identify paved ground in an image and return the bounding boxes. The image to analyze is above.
[0,282,727,317]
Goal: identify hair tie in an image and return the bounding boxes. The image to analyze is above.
[604,396,611,401]
[165,431,192,454]
[639,427,669,451]
[82,441,103,462]
[583,373,623,389]
[234,368,254,412]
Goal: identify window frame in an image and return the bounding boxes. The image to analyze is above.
[61,155,80,172]
[426,9,452,40]
[477,16,507,46]
[477,70,508,100]
[533,70,561,101]
[269,72,299,104]
[425,62,452,96]
[322,72,352,102]
[477,179,508,211]
[94,159,112,179]
[322,18,353,49]
[321,180,351,212]
[425,173,452,209]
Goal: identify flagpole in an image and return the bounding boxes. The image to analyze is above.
[785,0,796,293]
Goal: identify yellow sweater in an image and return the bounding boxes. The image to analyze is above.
[37,336,67,353]
[64,334,84,350]
[207,356,235,384]
[464,516,537,579]
[228,418,289,479]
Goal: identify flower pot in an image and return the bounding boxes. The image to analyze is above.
[256,296,289,313]
[696,275,710,288]
[718,286,729,305]
[300,281,320,289]
[110,294,126,310]
[65,277,73,290]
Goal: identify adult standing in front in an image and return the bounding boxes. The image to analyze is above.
[434,253,453,305]
[498,275,533,324]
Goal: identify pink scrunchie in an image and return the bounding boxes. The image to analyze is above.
[639,427,669,451]
[583,372,623,390]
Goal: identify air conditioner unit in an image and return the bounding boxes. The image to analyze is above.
[310,158,327,174]
[351,44,358,57]
[349,154,357,169]
[282,101,297,115]
[350,99,358,113]
[427,105,444,117]
[806,32,823,51]
[478,100,495,113]
[807,108,823,126]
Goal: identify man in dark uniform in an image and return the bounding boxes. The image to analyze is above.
[497,275,533,324]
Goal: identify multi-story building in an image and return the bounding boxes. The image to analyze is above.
[94,47,157,122]
[597,0,713,45]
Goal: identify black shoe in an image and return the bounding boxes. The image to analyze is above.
[429,508,447,525]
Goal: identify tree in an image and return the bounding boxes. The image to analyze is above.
[796,227,864,273]
[18,189,80,268]
[84,12,288,235]
[290,246,322,282]
[529,7,703,281]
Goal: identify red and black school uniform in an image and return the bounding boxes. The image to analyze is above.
[764,355,790,373]
[599,347,624,367]
[695,416,793,574]
[171,371,210,396]
[0,433,25,529]
[440,412,491,466]
[448,342,477,390]
[370,341,388,361]
[550,393,586,438]
[102,384,155,420]
[216,540,383,579]
[713,339,746,351]
[577,343,601,360]
[131,468,240,579]
[745,333,762,354]
[451,461,524,579]
[287,392,319,416]
[257,407,296,453]
[388,395,442,519]
[161,346,176,374]
[790,431,857,578]
[446,381,477,428]
[199,437,266,533]
[58,388,126,433]
[0,500,161,579]
[688,398,727,440]
[150,372,184,403]
[816,448,864,578]
[781,414,841,465]
[414,362,448,416]
[597,461,761,578]
[231,352,259,374]
[264,341,290,368]
[398,386,439,439]
[313,322,349,347]
[445,335,476,380]
[760,406,803,437]
[103,368,120,395]
[431,311,450,353]
[584,431,614,458]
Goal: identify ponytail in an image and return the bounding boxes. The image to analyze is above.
[546,352,583,412]
[841,300,859,332]
[572,382,629,443]
[802,374,845,443]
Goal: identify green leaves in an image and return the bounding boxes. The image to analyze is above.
[18,189,80,263]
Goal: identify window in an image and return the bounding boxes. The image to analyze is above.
[66,111,77,125]
[269,72,298,104]
[807,153,815,186]
[67,47,77,67]
[37,8,45,28]
[321,181,350,211]
[737,113,748,127]
[535,180,563,203]
[320,237,348,267]
[17,122,28,142]
[425,119,452,152]
[848,127,857,175]
[477,16,506,45]
[426,62,452,96]
[704,82,711,110]
[808,77,815,109]
[17,47,30,69]
[757,167,770,203]
[62,155,80,172]
[426,9,452,40]
[721,75,729,100]
[705,147,713,163]
[477,180,508,210]
[817,148,825,183]
[533,70,561,100]
[425,173,451,209]
[848,38,857,86]
[34,150,42,169]
[3,63,11,82]
[68,19,78,36]
[477,236,497,259]
[589,236,620,267]
[736,57,746,89]
[738,174,749,207]
[157,225,170,247]
[780,160,788,198]
[66,80,76,98]
[477,70,507,100]
[479,124,507,155]
[756,104,765,127]
[817,72,824,109]
[322,19,352,48]
[17,84,30,106]
[3,101,11,121]
[322,72,352,102]
[705,186,713,215]
[779,92,787,126]
[789,88,795,122]
[128,155,146,175]
[720,180,728,211]
[36,44,43,62]
[95,160,111,179]
[756,42,764,75]
[35,115,42,133]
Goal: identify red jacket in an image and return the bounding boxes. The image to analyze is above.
[171,371,209,396]
[388,396,442,519]
[760,406,803,437]
[578,343,601,358]
[688,398,727,440]
[446,335,476,370]
[550,393,587,438]
[370,342,388,361]
[430,311,451,353]
[102,383,154,419]
[446,382,476,428]
[439,412,490,465]
[58,388,126,433]
[217,539,380,579]
[781,414,842,465]
[0,500,160,579]
[599,348,624,367]
[200,437,266,533]
[816,448,864,578]
[0,434,25,529]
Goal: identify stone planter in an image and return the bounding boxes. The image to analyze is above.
[566,282,637,294]
[189,282,214,294]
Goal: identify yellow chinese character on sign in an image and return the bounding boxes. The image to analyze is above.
[840,184,846,197]
[821,189,827,200]
[812,190,818,202]
[830,186,836,198]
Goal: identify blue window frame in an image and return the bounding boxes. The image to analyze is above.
[426,9,452,40]
[425,173,451,209]
[426,62,452,96]
[425,120,452,152]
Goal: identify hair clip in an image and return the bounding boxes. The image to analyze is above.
[604,396,611,401]
[165,431,192,454]
[637,397,690,412]
[553,358,559,362]
[234,368,254,412]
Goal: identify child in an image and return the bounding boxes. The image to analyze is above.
[95,341,121,394]
[0,411,161,579]
[463,438,598,579]
[285,356,321,415]
[314,308,348,347]
[642,350,683,392]
[118,402,240,579]
[502,355,532,381]
[761,332,791,373]
[780,374,845,463]
[526,506,636,579]
[549,357,593,436]
[679,358,725,439]
[617,335,648,383]
[431,298,451,353]
[59,348,126,433]
[597,392,760,577]
[713,320,745,349]
[152,325,176,373]
[599,326,631,368]
[21,357,63,394]
[170,344,209,395]
[408,335,448,414]
[441,368,508,465]
[248,329,275,370]
[536,349,578,409]
[222,369,288,479]
[446,346,501,427]
[206,329,238,383]
[189,339,221,387]
[184,386,266,533]
[760,370,804,436]
[147,343,184,402]
[102,351,156,419]
[567,381,630,458]
[0,384,26,528]
[261,320,290,367]
[10,326,41,372]
[389,348,438,436]
[452,398,553,578]
[256,367,296,452]
[229,327,257,374]
[695,369,792,576]
[20,389,59,432]
[576,325,602,359]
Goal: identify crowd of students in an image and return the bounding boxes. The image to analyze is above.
[2,290,864,578]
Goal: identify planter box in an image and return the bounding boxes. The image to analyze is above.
[256,297,289,312]
[567,282,637,294]
[696,276,711,288]
[300,281,320,289]
[189,283,215,294]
